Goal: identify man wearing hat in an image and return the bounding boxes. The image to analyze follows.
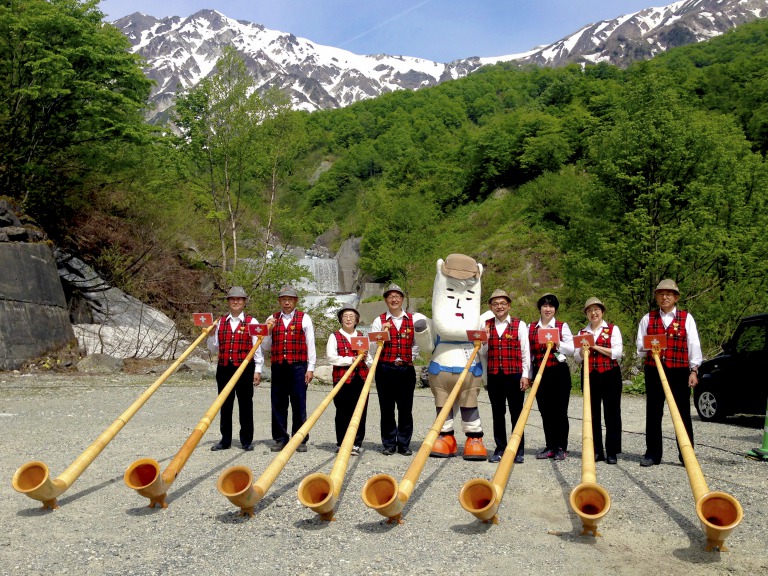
[369,283,427,455]
[636,279,702,467]
[574,297,623,464]
[207,286,264,451]
[481,289,531,464]
[263,285,316,452]
[326,306,373,455]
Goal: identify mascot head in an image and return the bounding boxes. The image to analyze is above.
[432,254,482,340]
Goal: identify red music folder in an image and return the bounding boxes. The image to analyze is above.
[466,329,488,342]
[367,331,391,343]
[574,333,595,348]
[537,328,560,345]
[248,324,270,337]
[643,334,668,350]
[193,312,214,326]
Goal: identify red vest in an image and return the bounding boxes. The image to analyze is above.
[331,331,370,383]
[529,320,565,369]
[580,324,619,373]
[379,312,415,363]
[217,315,255,366]
[644,310,689,368]
[486,317,523,374]
[271,310,308,363]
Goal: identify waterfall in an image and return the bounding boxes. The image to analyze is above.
[299,258,341,293]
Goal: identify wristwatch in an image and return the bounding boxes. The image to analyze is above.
[689,367,699,374]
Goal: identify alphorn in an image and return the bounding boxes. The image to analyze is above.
[124,336,263,508]
[297,341,385,520]
[459,341,553,524]
[12,321,219,510]
[362,341,482,524]
[650,344,743,551]
[217,352,367,517]
[568,344,611,536]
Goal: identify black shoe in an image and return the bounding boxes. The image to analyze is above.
[606,455,617,465]
[514,454,524,464]
[595,453,605,462]
[382,446,396,455]
[242,443,255,451]
[398,447,413,456]
[640,456,657,467]
[488,453,502,463]
[296,443,308,453]
[211,442,230,451]
[270,442,287,452]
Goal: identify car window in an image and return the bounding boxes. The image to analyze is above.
[734,324,766,354]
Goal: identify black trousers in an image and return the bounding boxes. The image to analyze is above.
[534,361,571,451]
[215,361,255,447]
[333,374,368,447]
[486,372,525,457]
[375,362,416,450]
[587,366,623,458]
[270,361,308,445]
[644,364,693,463]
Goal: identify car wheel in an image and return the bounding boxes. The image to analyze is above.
[695,387,726,422]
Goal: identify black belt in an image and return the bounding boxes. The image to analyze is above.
[384,360,411,367]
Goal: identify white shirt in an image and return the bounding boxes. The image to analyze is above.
[261,309,317,371]
[326,329,374,368]
[480,314,531,375]
[573,320,623,364]
[369,310,427,360]
[635,307,702,368]
[206,313,264,373]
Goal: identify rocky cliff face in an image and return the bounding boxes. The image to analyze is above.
[0,202,75,370]
[112,1,768,121]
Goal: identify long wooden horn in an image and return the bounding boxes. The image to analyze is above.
[568,345,611,536]
[124,336,263,508]
[297,342,384,520]
[12,321,219,510]
[459,341,552,523]
[217,351,367,517]
[651,344,743,551]
[362,342,482,524]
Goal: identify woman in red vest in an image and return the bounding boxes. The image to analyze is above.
[529,293,574,461]
[326,306,373,455]
[636,279,701,467]
[574,297,623,464]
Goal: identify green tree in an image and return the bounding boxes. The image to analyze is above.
[0,0,153,232]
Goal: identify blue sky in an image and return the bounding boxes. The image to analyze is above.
[100,0,663,62]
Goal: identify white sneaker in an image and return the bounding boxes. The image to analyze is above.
[351,445,361,456]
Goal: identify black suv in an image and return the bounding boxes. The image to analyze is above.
[694,314,768,421]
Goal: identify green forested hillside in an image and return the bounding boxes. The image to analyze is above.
[3,1,768,358]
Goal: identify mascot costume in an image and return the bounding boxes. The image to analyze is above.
[414,254,487,460]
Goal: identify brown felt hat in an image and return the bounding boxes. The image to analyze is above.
[487,289,512,305]
[654,279,680,294]
[583,297,606,314]
[441,254,480,280]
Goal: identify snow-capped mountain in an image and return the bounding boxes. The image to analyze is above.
[113,0,768,120]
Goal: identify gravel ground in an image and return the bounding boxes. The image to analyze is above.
[1,370,767,576]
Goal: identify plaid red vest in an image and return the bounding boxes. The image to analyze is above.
[485,317,523,374]
[529,320,565,369]
[217,315,255,366]
[580,324,619,373]
[271,310,308,363]
[332,331,370,383]
[379,312,415,363]
[644,310,689,368]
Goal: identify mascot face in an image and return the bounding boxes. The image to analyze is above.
[432,255,482,340]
